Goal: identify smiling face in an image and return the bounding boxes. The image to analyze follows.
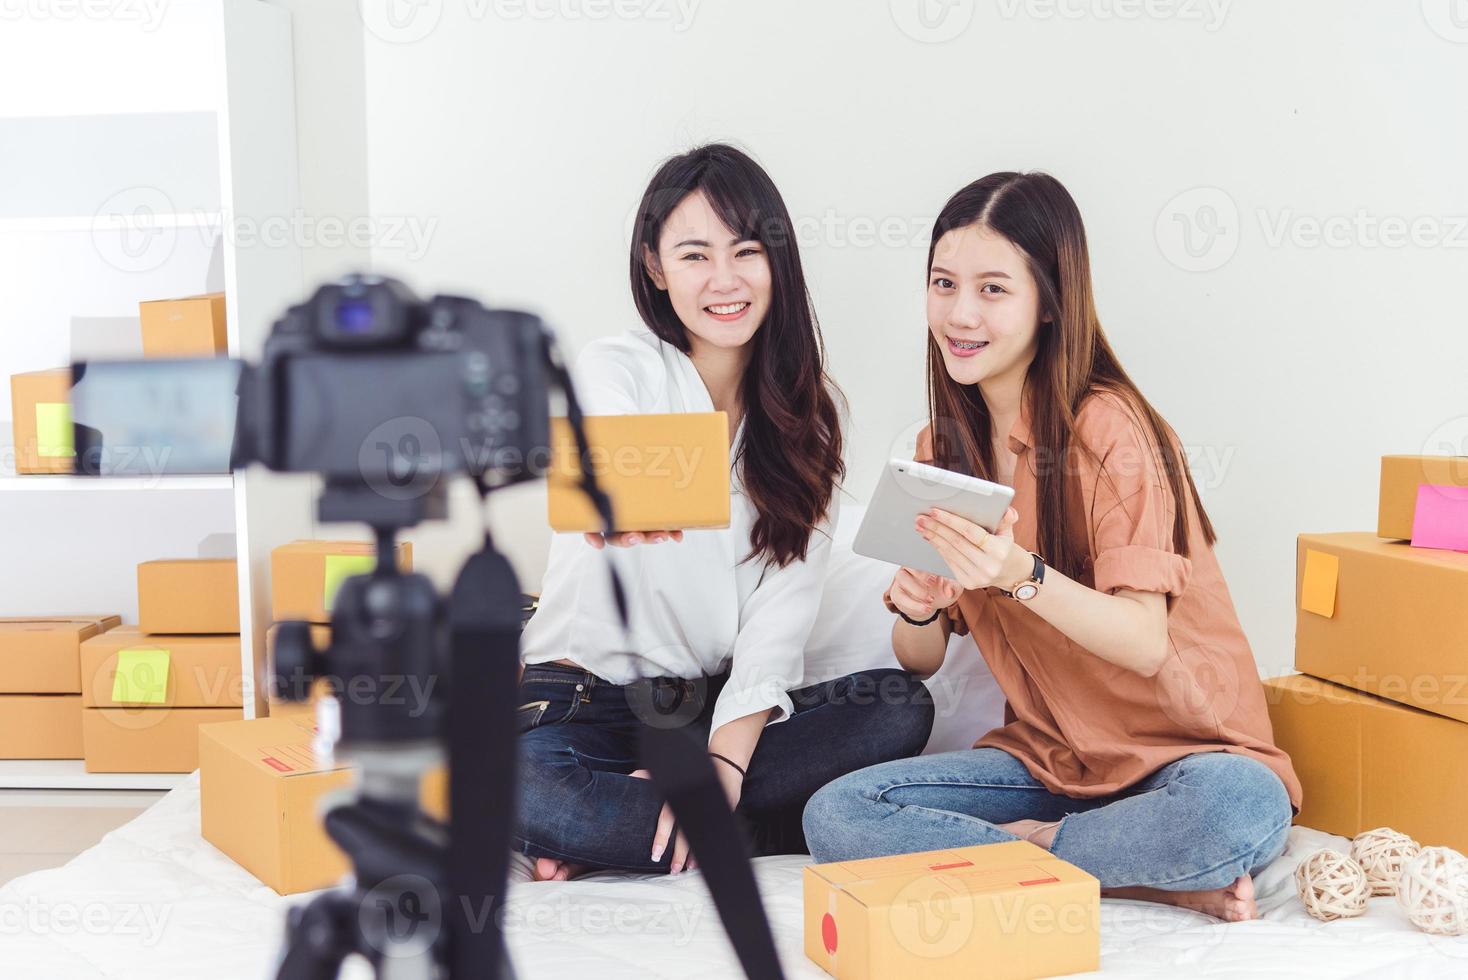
[927,223,1049,389]
[645,190,772,356]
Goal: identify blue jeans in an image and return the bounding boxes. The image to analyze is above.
[515,664,934,872]
[803,747,1291,891]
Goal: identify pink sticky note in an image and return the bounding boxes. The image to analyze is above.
[1410,484,1468,552]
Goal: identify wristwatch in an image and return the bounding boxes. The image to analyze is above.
[1000,553,1046,601]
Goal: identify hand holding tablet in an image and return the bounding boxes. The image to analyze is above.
[853,459,1016,579]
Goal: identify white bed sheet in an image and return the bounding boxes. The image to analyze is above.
[4,773,1467,979]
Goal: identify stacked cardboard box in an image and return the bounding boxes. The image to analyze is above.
[0,616,121,757]
[79,560,243,772]
[138,292,228,357]
[7,293,225,477]
[264,540,412,718]
[1267,454,1468,852]
[9,369,76,474]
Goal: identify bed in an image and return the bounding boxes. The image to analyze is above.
[4,777,1466,978]
[7,511,1467,977]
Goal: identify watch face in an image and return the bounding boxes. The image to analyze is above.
[1014,583,1039,601]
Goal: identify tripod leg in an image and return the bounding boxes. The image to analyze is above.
[276,894,358,980]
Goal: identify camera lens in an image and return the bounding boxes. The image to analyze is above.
[335,298,376,335]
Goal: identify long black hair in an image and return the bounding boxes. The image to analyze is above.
[629,143,844,567]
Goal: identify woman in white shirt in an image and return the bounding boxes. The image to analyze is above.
[517,144,934,880]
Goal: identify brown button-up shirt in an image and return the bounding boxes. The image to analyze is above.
[921,392,1301,806]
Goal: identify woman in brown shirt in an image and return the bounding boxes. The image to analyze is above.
[803,172,1301,922]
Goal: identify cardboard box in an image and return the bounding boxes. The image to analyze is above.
[1264,674,1468,853]
[547,413,731,532]
[82,705,242,772]
[1379,455,1468,540]
[9,369,75,474]
[0,615,122,693]
[264,622,333,716]
[198,716,447,894]
[138,292,228,357]
[270,540,413,624]
[804,840,1098,980]
[1295,532,1468,723]
[137,558,240,634]
[0,695,83,758]
[199,714,356,894]
[81,627,242,708]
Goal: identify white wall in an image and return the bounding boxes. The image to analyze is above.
[343,0,1468,676]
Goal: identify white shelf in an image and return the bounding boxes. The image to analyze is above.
[0,212,223,235]
[0,760,189,791]
[0,474,234,492]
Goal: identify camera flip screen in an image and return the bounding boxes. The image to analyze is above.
[70,358,241,476]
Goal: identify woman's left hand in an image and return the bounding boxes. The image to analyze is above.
[652,754,743,875]
[917,506,1032,592]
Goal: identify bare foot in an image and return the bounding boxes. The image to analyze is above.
[998,819,1060,849]
[1104,874,1258,922]
[531,857,590,882]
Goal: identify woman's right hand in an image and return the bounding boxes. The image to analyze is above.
[889,567,962,621]
[583,530,685,549]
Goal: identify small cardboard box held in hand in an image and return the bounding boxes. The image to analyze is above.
[804,840,1099,980]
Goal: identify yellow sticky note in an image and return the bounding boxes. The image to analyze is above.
[324,554,377,611]
[35,402,75,458]
[1300,549,1340,618]
[113,647,170,704]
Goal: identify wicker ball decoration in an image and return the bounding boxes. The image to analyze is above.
[1351,827,1422,897]
[1397,846,1468,937]
[1295,849,1370,921]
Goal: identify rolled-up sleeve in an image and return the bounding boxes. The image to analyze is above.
[710,506,838,737]
[1081,395,1192,599]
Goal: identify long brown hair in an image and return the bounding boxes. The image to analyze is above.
[924,172,1214,579]
[630,144,844,567]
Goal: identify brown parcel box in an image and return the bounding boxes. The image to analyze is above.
[804,840,1098,980]
[546,413,732,532]
[82,706,242,772]
[199,714,356,894]
[1265,674,1468,853]
[1378,455,1468,540]
[137,558,241,634]
[199,716,448,894]
[9,369,75,474]
[270,540,413,624]
[0,695,83,758]
[138,292,228,357]
[0,615,122,693]
[81,627,242,708]
[1295,532,1468,724]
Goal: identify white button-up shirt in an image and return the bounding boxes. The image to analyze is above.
[521,328,839,737]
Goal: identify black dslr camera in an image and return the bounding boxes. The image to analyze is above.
[69,274,785,980]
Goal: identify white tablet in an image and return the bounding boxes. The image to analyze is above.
[851,458,1016,579]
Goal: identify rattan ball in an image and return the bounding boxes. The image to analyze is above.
[1397,846,1468,937]
[1351,827,1421,897]
[1295,848,1370,921]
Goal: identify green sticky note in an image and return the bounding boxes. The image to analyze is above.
[113,647,170,705]
[35,402,75,458]
[324,554,377,611]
